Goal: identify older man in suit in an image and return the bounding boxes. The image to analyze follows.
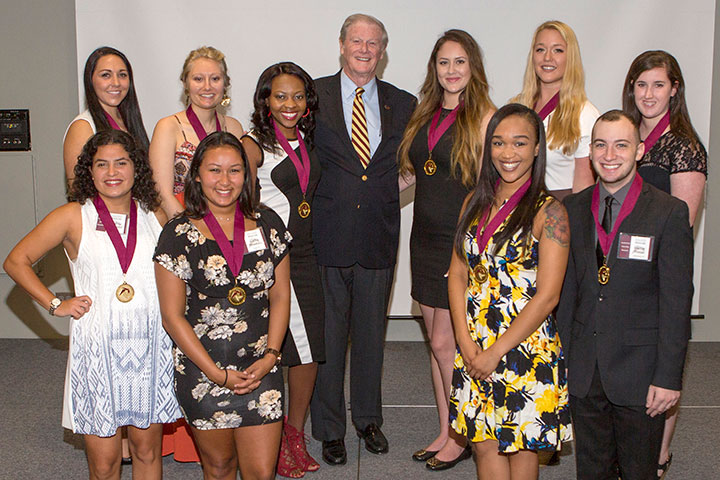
[309,13,415,465]
[557,110,693,480]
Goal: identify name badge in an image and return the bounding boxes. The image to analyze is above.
[96,213,128,234]
[245,228,267,253]
[617,233,654,262]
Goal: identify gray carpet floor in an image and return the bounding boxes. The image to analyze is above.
[1,339,718,479]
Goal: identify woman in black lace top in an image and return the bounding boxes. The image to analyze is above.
[623,50,707,226]
[622,50,707,479]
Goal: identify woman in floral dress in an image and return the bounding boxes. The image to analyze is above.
[447,104,572,480]
[154,131,291,480]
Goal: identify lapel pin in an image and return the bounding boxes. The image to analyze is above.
[384,105,390,110]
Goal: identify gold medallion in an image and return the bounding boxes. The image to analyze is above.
[116,282,135,303]
[298,200,311,219]
[423,158,437,176]
[473,264,489,284]
[228,285,246,305]
[598,264,610,285]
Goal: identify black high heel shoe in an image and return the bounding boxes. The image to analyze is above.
[657,452,673,479]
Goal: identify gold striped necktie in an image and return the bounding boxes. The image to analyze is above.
[351,87,371,168]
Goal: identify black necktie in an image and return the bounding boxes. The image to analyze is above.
[596,196,614,267]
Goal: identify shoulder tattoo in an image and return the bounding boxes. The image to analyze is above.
[543,199,570,247]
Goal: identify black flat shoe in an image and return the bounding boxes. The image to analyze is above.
[322,439,347,465]
[356,424,388,454]
[412,448,438,462]
[425,445,472,471]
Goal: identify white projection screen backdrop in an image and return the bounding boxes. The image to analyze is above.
[76,0,714,316]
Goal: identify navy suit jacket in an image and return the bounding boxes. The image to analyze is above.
[556,179,693,406]
[312,72,415,269]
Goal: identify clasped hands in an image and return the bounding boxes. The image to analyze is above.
[460,343,502,381]
[216,355,277,395]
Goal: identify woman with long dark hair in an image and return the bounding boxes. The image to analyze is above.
[154,131,291,479]
[447,104,571,479]
[397,29,494,470]
[622,50,707,479]
[5,130,179,479]
[241,62,323,478]
[63,47,149,189]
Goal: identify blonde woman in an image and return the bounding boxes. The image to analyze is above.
[150,46,244,219]
[513,20,599,200]
[398,29,494,471]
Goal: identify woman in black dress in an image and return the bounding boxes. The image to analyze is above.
[622,50,707,479]
[398,29,495,470]
[154,132,291,480]
[242,62,324,478]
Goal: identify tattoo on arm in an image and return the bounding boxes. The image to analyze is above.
[544,200,570,247]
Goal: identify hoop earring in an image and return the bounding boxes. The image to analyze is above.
[302,108,310,118]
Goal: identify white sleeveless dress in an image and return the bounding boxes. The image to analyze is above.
[62,201,181,436]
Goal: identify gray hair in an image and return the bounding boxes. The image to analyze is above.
[339,13,388,49]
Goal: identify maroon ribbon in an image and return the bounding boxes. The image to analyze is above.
[427,105,460,153]
[203,201,246,277]
[475,178,532,253]
[93,195,137,275]
[186,105,221,142]
[536,92,560,121]
[591,173,643,256]
[272,119,310,196]
[641,110,670,153]
[103,111,122,130]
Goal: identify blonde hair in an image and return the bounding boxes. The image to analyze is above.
[180,46,231,104]
[398,29,495,188]
[512,20,587,155]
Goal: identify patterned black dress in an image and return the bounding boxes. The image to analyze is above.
[154,208,291,429]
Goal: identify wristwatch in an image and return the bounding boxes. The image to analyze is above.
[265,347,282,366]
[49,297,62,316]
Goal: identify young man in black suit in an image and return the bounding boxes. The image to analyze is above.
[309,13,415,465]
[557,110,693,480]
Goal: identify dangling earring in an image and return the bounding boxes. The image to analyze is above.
[267,111,272,118]
[220,91,231,107]
[302,108,310,118]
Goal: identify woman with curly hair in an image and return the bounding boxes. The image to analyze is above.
[64,47,150,189]
[4,130,180,479]
[397,29,494,471]
[150,46,245,218]
[154,131,291,480]
[512,20,599,200]
[241,62,323,478]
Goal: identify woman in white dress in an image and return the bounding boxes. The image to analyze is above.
[63,47,149,189]
[4,130,180,479]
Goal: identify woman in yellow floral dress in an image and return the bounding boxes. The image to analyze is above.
[447,104,572,479]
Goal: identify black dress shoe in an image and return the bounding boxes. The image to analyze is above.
[357,424,389,454]
[425,445,472,471]
[322,439,347,465]
[412,448,438,462]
